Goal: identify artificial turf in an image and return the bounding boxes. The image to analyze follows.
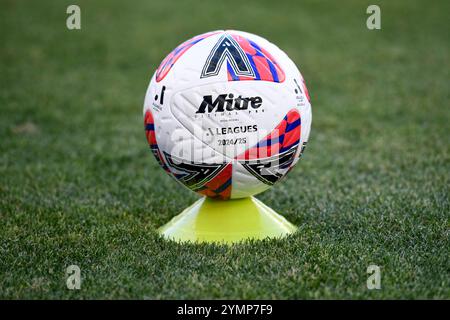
[0,0,449,299]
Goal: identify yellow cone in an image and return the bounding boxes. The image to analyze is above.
[158,196,297,244]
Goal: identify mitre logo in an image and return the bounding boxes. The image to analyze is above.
[196,93,263,114]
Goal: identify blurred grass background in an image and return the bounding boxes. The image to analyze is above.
[0,0,449,298]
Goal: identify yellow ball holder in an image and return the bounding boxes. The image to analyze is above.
[158,196,297,244]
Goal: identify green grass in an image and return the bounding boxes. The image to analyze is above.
[0,0,449,299]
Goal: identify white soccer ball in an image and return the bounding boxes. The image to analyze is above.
[143,30,312,199]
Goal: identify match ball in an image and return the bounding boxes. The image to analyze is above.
[143,30,312,199]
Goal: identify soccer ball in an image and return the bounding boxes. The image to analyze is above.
[143,30,312,199]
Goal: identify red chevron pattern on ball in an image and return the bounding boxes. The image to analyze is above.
[236,109,301,160]
[197,163,232,200]
[226,33,285,83]
[144,110,170,173]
